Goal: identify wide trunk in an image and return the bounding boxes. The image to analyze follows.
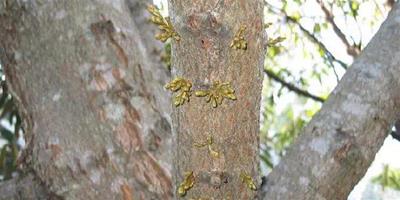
[0,0,173,199]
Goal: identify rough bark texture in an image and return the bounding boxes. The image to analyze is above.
[0,0,173,199]
[0,174,54,200]
[169,0,265,199]
[260,3,400,200]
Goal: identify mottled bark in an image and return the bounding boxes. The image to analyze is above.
[0,0,172,199]
[169,0,266,199]
[260,3,400,200]
[0,174,54,200]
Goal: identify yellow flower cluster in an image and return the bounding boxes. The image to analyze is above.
[165,77,192,107]
[230,25,248,50]
[147,5,180,42]
[195,81,237,108]
[240,171,257,191]
[193,135,220,158]
[178,171,195,196]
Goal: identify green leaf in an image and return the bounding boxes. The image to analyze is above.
[349,1,360,17]
[0,125,14,142]
[313,24,321,33]
[291,12,301,22]
[373,165,400,191]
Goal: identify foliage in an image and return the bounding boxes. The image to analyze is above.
[267,36,286,48]
[0,66,22,181]
[161,42,172,70]
[373,165,400,191]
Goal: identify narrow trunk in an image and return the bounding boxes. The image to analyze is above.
[169,0,266,199]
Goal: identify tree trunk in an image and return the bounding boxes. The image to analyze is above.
[260,3,400,199]
[168,0,266,199]
[0,0,173,199]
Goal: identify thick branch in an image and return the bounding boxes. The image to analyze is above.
[261,3,400,199]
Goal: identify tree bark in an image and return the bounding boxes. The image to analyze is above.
[168,0,265,199]
[0,0,173,199]
[0,174,54,200]
[260,3,400,199]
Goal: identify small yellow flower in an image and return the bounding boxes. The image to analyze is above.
[193,135,220,159]
[195,81,237,108]
[147,5,180,42]
[178,171,195,196]
[240,171,257,191]
[230,25,247,50]
[165,78,192,107]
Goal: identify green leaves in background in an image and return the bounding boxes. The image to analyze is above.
[260,0,386,171]
[0,67,22,181]
[373,165,400,191]
[161,42,171,71]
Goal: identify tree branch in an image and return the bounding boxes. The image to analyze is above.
[264,68,325,103]
[387,0,396,8]
[261,3,400,199]
[284,15,348,70]
[316,0,361,57]
[264,1,348,72]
